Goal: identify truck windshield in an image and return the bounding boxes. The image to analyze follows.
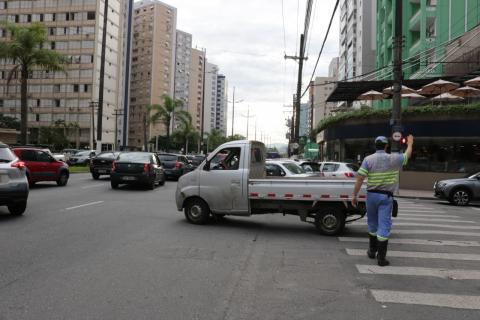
[282,162,305,174]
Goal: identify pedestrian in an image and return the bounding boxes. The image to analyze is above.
[351,135,414,266]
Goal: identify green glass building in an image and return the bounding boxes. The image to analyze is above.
[376,0,480,81]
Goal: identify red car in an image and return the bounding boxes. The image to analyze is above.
[12,147,70,187]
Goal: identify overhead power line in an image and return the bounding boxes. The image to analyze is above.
[301,0,340,98]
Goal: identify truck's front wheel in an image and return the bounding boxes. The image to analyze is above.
[315,207,345,236]
[184,198,210,225]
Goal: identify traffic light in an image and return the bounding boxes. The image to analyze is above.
[400,136,407,145]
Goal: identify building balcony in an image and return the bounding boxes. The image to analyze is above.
[409,9,421,31]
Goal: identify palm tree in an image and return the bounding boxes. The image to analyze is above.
[0,22,68,144]
[148,95,189,147]
[205,129,227,152]
[175,112,199,154]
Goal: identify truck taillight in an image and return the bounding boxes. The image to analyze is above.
[175,161,181,169]
[344,172,355,178]
[144,163,151,172]
[112,161,116,172]
[11,160,26,170]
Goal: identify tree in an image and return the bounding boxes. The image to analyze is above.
[147,95,189,150]
[205,129,228,152]
[226,134,246,142]
[174,112,199,154]
[38,120,78,151]
[0,22,68,145]
[0,114,20,130]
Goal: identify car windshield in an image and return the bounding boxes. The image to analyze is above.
[0,147,15,162]
[467,172,480,179]
[97,152,118,159]
[76,151,91,156]
[282,162,305,174]
[347,163,360,171]
[302,163,320,172]
[159,154,177,162]
[118,153,151,162]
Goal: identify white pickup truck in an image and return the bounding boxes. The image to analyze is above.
[175,140,367,235]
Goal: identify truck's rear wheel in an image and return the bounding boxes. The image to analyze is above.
[315,207,345,236]
[184,198,210,224]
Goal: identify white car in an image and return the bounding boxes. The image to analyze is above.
[319,161,359,178]
[265,160,317,178]
[68,150,96,165]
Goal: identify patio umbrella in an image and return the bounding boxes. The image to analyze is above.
[464,76,480,88]
[452,86,480,97]
[418,79,459,95]
[383,85,416,95]
[357,90,387,107]
[431,92,464,103]
[402,92,426,99]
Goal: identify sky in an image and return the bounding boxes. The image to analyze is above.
[137,0,340,146]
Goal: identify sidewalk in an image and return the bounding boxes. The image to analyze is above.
[398,189,436,200]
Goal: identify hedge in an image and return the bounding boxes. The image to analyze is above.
[314,103,480,134]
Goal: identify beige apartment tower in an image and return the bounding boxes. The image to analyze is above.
[0,0,126,150]
[187,48,205,132]
[128,0,177,149]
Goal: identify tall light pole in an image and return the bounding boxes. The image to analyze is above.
[199,48,207,154]
[391,0,403,152]
[97,0,109,152]
[240,105,255,140]
[228,86,244,136]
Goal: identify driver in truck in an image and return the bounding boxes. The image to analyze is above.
[352,135,414,267]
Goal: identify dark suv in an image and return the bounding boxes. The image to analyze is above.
[12,147,70,187]
[90,151,120,179]
[157,153,191,180]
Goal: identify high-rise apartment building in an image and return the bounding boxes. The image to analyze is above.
[128,0,177,148]
[174,30,192,109]
[328,57,339,80]
[203,62,218,135]
[377,0,480,81]
[299,102,311,138]
[0,0,126,150]
[187,48,205,132]
[338,0,376,82]
[215,74,228,135]
[312,77,335,126]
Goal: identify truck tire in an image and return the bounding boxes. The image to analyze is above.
[315,206,345,236]
[184,198,210,225]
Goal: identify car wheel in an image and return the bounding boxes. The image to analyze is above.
[184,198,210,224]
[147,178,156,190]
[8,201,27,216]
[111,180,119,189]
[450,188,471,206]
[92,172,100,180]
[158,175,165,186]
[315,206,345,236]
[56,171,69,186]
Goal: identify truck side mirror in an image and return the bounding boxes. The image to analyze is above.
[203,160,210,171]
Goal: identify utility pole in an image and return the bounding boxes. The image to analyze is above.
[391,0,403,152]
[97,0,109,153]
[229,86,243,137]
[122,0,134,149]
[113,109,124,151]
[90,101,97,150]
[143,114,148,151]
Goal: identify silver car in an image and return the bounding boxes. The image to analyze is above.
[434,172,480,206]
[266,160,317,178]
[319,161,359,179]
[0,142,29,215]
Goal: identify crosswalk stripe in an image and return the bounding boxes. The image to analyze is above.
[395,217,474,223]
[393,229,480,237]
[356,265,480,280]
[390,223,480,230]
[339,237,480,247]
[400,213,459,218]
[346,248,480,261]
[399,207,434,210]
[399,210,447,213]
[370,290,480,310]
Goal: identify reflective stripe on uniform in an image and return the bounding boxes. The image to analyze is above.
[358,167,368,176]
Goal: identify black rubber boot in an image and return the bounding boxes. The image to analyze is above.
[377,240,390,267]
[367,235,377,259]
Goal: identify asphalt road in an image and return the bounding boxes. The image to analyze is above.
[1,173,480,320]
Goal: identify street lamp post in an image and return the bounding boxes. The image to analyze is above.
[228,86,244,137]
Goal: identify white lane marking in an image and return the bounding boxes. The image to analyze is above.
[399,206,434,209]
[400,213,459,218]
[399,210,447,213]
[472,207,480,211]
[81,184,106,189]
[346,248,480,261]
[395,217,475,223]
[339,237,480,247]
[393,222,480,230]
[65,201,104,211]
[349,222,480,230]
[356,265,480,280]
[393,229,480,237]
[370,290,480,310]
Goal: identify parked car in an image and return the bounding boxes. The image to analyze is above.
[0,143,29,215]
[157,153,190,180]
[434,172,480,206]
[68,150,96,165]
[110,152,165,190]
[186,155,206,169]
[265,160,317,178]
[298,161,322,174]
[90,151,120,179]
[12,146,69,187]
[319,161,359,178]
